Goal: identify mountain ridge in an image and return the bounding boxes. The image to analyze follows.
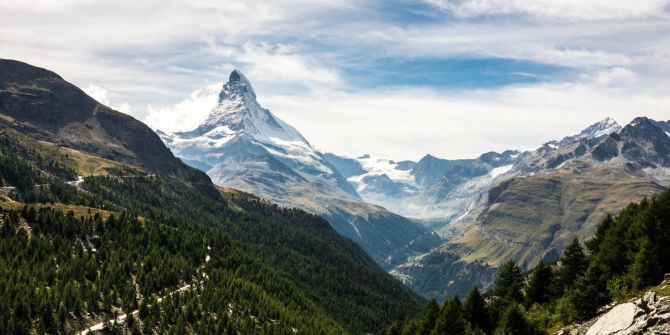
[0,58,220,199]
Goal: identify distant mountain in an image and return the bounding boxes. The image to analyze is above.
[323,150,521,232]
[323,116,668,299]
[159,70,358,200]
[555,116,621,146]
[390,117,670,299]
[160,70,440,269]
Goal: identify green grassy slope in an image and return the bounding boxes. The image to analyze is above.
[449,164,665,268]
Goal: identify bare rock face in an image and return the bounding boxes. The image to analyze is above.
[585,303,641,335]
[559,277,670,335]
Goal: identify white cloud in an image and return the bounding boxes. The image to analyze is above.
[83,84,111,106]
[425,0,670,21]
[2,1,669,160]
[0,0,83,10]
[147,65,669,160]
[358,21,661,69]
[207,41,342,90]
[144,83,221,132]
[261,68,670,160]
[83,84,132,114]
[589,67,638,86]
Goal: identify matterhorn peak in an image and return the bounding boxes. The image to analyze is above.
[213,69,257,110]
[172,69,310,148]
[196,69,265,133]
[223,69,256,100]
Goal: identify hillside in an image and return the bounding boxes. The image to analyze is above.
[449,164,665,268]
[0,59,219,199]
[0,60,424,334]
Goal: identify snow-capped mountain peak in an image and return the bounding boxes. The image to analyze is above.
[179,70,309,147]
[554,117,621,146]
[160,70,354,196]
[226,69,256,97]
[158,71,440,267]
[580,117,621,138]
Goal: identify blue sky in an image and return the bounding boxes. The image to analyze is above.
[1,0,669,159]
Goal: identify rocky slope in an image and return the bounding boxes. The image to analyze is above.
[159,70,440,269]
[558,276,670,335]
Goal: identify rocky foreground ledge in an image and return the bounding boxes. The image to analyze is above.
[557,276,670,335]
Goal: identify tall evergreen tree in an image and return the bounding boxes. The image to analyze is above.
[463,287,490,334]
[431,298,466,335]
[569,266,606,320]
[585,215,613,254]
[494,304,529,335]
[417,298,440,335]
[384,321,403,335]
[556,237,586,292]
[524,261,554,307]
[401,320,419,335]
[492,261,524,303]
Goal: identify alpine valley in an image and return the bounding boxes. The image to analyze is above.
[0,59,427,334]
[1,58,670,335]
[161,70,670,300]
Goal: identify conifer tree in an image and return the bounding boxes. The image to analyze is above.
[494,304,528,335]
[492,261,524,303]
[401,320,419,335]
[524,261,554,307]
[418,298,440,335]
[556,237,586,292]
[569,266,606,320]
[431,298,466,335]
[585,215,612,254]
[463,287,490,334]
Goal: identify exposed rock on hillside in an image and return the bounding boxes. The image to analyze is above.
[558,276,670,335]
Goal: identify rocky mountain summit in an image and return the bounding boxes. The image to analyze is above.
[160,70,440,269]
[558,275,670,335]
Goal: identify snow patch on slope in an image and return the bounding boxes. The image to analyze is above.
[490,164,513,178]
[347,155,414,183]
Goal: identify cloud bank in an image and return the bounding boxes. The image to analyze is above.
[1,0,668,160]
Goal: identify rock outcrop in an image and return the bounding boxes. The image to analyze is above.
[558,277,670,335]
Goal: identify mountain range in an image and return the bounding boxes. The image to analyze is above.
[388,117,670,299]
[4,57,668,312]
[158,69,670,300]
